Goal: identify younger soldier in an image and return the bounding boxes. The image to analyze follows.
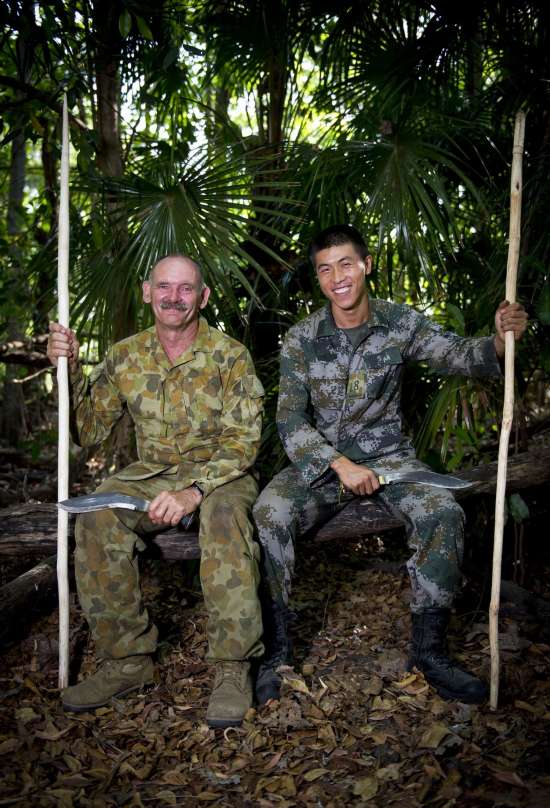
[48,255,264,727]
[254,224,527,705]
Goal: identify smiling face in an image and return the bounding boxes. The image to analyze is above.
[314,242,372,323]
[142,257,210,332]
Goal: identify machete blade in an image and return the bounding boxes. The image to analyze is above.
[378,471,473,490]
[57,493,150,513]
[57,492,195,530]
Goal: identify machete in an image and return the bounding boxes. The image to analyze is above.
[57,493,195,530]
[377,471,473,490]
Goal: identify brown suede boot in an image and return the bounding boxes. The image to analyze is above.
[62,656,154,712]
[206,661,253,728]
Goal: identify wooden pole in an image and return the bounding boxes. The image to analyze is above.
[489,110,526,710]
[57,94,70,689]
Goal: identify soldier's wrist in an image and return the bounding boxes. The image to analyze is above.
[190,482,204,502]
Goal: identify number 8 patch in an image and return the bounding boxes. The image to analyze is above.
[347,371,366,398]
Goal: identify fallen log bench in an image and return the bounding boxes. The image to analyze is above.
[0,498,405,562]
[1,444,549,650]
[2,444,549,562]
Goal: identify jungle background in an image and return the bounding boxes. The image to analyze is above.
[0,1,549,806]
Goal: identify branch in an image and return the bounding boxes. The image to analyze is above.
[0,75,88,132]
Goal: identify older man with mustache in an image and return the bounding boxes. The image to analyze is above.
[48,255,265,727]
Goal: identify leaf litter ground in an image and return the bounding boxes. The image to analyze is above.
[1,537,550,807]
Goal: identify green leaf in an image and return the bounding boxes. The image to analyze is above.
[118,10,132,38]
[446,303,465,335]
[136,15,153,40]
[162,47,179,69]
[508,493,529,524]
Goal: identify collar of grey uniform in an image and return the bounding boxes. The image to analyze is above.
[146,315,217,367]
[315,298,390,339]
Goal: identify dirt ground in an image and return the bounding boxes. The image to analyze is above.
[1,531,549,807]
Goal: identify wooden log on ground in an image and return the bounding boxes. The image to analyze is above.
[308,499,405,542]
[454,445,550,499]
[1,445,549,650]
[1,445,549,560]
[0,503,202,561]
[0,554,65,650]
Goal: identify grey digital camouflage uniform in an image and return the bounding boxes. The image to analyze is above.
[254,299,501,611]
[70,316,265,661]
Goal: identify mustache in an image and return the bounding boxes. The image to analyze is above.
[159,302,189,311]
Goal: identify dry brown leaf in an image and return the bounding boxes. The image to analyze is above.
[371,695,396,712]
[23,676,42,697]
[418,722,450,749]
[317,723,337,749]
[160,769,189,786]
[155,789,177,805]
[264,750,285,771]
[230,756,251,772]
[15,706,40,723]
[485,717,508,733]
[34,721,73,741]
[353,775,379,800]
[257,774,297,797]
[393,673,417,689]
[46,788,77,806]
[376,763,401,781]
[363,676,384,696]
[284,675,311,696]
[0,738,21,754]
[197,791,225,801]
[303,768,330,782]
[56,773,90,787]
[514,700,541,715]
[491,769,527,788]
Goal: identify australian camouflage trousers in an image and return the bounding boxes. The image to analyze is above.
[253,455,466,613]
[75,473,263,661]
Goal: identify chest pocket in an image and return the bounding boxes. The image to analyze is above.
[125,375,163,420]
[362,346,403,400]
[309,367,348,412]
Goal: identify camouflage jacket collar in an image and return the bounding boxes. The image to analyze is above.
[146,316,219,368]
[315,298,391,339]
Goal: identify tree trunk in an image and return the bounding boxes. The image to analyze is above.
[91,0,135,343]
[90,0,136,469]
[1,115,28,445]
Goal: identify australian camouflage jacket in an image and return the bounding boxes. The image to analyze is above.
[69,317,264,496]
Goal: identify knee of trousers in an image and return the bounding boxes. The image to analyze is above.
[199,491,258,561]
[415,498,465,531]
[252,487,297,541]
[74,505,140,561]
[413,500,466,562]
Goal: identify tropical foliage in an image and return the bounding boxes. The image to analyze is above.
[0,0,548,471]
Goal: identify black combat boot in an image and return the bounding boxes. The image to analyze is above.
[255,597,293,705]
[409,608,488,704]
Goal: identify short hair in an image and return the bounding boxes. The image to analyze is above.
[149,254,205,290]
[309,224,370,265]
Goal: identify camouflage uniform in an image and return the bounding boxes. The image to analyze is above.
[70,317,264,660]
[254,299,501,612]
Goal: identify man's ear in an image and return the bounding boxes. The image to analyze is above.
[199,286,211,309]
[364,255,373,276]
[142,280,151,304]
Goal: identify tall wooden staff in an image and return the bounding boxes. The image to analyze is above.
[489,110,526,710]
[57,94,70,689]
